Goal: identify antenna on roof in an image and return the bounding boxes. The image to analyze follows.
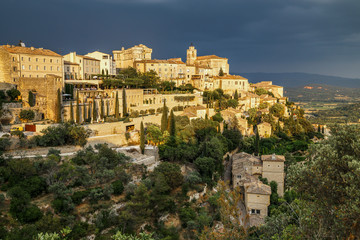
[18,40,25,47]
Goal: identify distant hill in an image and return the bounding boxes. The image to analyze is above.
[285,84,360,102]
[237,72,360,88]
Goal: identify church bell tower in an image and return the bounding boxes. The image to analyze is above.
[186,43,197,65]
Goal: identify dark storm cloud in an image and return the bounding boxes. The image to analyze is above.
[1,0,360,77]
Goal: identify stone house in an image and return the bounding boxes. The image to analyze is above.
[261,154,285,196]
[257,122,272,138]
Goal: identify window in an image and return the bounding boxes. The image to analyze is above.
[43,58,46,62]
[29,75,31,77]
[50,66,53,71]
[44,66,46,70]
[21,57,23,61]
[29,65,32,70]
[50,59,52,63]
[237,175,241,179]
[22,65,25,70]
[256,210,260,214]
[12,57,15,62]
[28,57,31,61]
[57,67,59,71]
[36,66,39,70]
[251,209,256,214]
[13,67,17,71]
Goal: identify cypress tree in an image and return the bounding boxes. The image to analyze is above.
[234,90,239,100]
[88,103,91,122]
[76,91,80,124]
[93,100,97,122]
[122,88,127,117]
[83,103,87,123]
[317,125,321,133]
[100,98,105,120]
[115,91,119,119]
[69,101,74,123]
[28,91,35,107]
[106,100,110,117]
[255,127,260,156]
[161,100,168,132]
[219,67,224,76]
[56,89,62,123]
[140,121,145,154]
[169,110,176,137]
[322,126,325,134]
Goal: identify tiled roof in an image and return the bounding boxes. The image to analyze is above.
[261,154,285,162]
[258,122,272,127]
[245,182,271,195]
[1,45,61,57]
[78,55,100,61]
[213,74,247,80]
[135,59,185,64]
[64,61,79,66]
[196,55,227,60]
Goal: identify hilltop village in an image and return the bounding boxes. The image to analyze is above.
[0,42,321,239]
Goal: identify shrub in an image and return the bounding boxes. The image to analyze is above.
[112,180,124,195]
[149,109,155,114]
[20,109,35,121]
[71,190,90,205]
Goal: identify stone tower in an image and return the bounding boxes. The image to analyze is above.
[186,44,197,65]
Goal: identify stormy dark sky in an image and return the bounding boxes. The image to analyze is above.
[1,0,360,78]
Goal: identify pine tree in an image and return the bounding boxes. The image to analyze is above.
[161,100,169,132]
[83,103,87,123]
[92,100,97,122]
[115,91,119,119]
[234,90,239,100]
[219,67,224,76]
[140,121,145,154]
[122,88,127,117]
[56,89,62,123]
[100,98,104,120]
[169,110,176,137]
[28,91,35,107]
[76,91,80,124]
[70,101,74,123]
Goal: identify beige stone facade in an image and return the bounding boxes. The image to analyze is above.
[244,182,271,227]
[18,75,63,121]
[261,154,285,196]
[134,58,186,82]
[251,81,284,98]
[63,52,100,80]
[64,61,80,80]
[113,44,152,70]
[257,122,272,138]
[85,51,116,75]
[180,105,215,120]
[0,45,63,84]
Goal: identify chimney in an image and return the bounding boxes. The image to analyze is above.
[30,47,35,50]
[272,153,276,160]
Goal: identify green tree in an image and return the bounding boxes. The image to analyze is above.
[56,89,62,123]
[76,91,80,124]
[88,103,91,122]
[6,88,21,101]
[19,109,35,122]
[270,103,285,118]
[100,98,105,120]
[28,91,35,107]
[227,99,238,108]
[146,124,163,146]
[69,101,74,123]
[161,101,169,132]
[83,103,87,123]
[168,110,176,137]
[107,100,110,117]
[219,68,224,76]
[92,100,97,122]
[123,88,127,117]
[115,91,120,119]
[234,90,239,100]
[255,127,260,156]
[152,162,183,189]
[140,121,145,154]
[112,231,154,240]
[288,125,360,238]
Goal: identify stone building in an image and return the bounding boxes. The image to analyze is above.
[18,75,63,121]
[212,75,249,96]
[231,152,285,226]
[113,44,152,70]
[0,44,63,84]
[85,51,116,75]
[134,58,186,82]
[63,52,100,80]
[251,81,284,98]
[257,122,272,138]
[244,182,271,227]
[261,154,285,196]
[64,61,80,80]
[180,105,215,120]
